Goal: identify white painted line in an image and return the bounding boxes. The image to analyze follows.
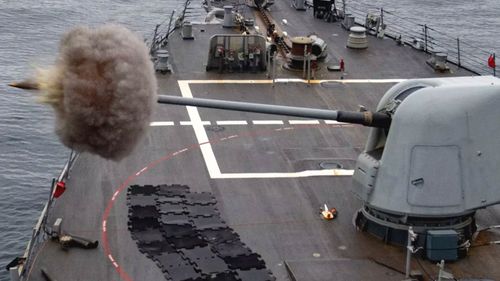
[323,79,406,84]
[180,121,212,126]
[180,80,356,179]
[211,169,354,179]
[179,81,222,178]
[180,79,272,84]
[102,220,107,232]
[274,78,306,83]
[179,78,405,84]
[150,120,355,127]
[150,121,174,126]
[111,190,119,201]
[324,120,349,125]
[289,120,320,125]
[252,120,284,125]
[216,120,248,125]
[135,167,147,176]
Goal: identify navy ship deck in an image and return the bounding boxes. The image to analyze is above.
[22,1,500,280]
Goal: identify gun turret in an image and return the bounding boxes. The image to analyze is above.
[157,95,391,128]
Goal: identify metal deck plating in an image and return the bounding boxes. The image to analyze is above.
[19,1,500,280]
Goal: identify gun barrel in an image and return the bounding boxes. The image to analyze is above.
[157,95,391,128]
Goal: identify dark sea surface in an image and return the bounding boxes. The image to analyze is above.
[0,0,498,280]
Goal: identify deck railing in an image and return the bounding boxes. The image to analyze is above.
[339,0,497,76]
[17,151,78,281]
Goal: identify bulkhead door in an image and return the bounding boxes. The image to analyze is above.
[407,145,463,207]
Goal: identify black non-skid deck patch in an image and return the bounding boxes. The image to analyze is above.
[199,228,240,245]
[129,217,161,231]
[212,241,252,258]
[137,240,176,257]
[132,227,164,244]
[236,269,275,281]
[184,205,220,218]
[129,184,158,195]
[127,184,275,281]
[129,194,158,206]
[180,247,228,274]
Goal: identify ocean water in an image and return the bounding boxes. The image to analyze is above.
[0,1,191,280]
[0,1,498,280]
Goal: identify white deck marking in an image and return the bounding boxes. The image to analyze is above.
[179,81,222,178]
[252,120,284,125]
[289,120,320,125]
[180,121,211,126]
[151,120,354,126]
[216,120,248,125]
[177,79,384,179]
[150,121,174,126]
[324,120,348,125]
[179,78,406,84]
[111,190,119,201]
[211,169,354,179]
[135,167,147,176]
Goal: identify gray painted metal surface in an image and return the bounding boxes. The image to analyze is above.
[158,95,391,128]
[20,7,500,281]
[354,77,500,216]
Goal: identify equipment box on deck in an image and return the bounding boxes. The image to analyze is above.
[426,229,458,261]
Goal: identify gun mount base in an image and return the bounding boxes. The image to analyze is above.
[354,205,477,260]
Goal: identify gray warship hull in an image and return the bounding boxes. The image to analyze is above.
[14,1,500,280]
